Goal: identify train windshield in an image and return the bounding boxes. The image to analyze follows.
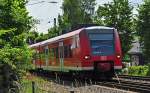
[89,33,114,56]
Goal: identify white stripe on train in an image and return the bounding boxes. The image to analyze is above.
[35,65,122,71]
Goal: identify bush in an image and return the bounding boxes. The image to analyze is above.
[146,64,150,76]
[128,65,149,76]
[0,44,33,92]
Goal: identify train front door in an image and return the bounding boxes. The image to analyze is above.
[59,42,64,71]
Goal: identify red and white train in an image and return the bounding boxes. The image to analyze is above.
[30,26,122,78]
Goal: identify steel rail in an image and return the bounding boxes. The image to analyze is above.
[98,79,150,93]
[118,75,150,81]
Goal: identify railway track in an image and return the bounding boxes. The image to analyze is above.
[98,79,150,93]
[30,70,150,93]
[117,75,150,81]
[99,74,150,93]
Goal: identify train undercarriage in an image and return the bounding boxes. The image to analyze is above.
[34,61,115,80]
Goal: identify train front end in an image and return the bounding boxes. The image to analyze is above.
[80,26,122,77]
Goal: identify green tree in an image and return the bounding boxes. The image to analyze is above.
[27,31,39,44]
[58,0,96,32]
[0,30,33,93]
[36,33,48,42]
[62,0,83,29]
[96,0,134,56]
[0,0,33,33]
[47,0,96,38]
[48,26,59,38]
[0,0,34,92]
[81,0,96,22]
[137,0,150,63]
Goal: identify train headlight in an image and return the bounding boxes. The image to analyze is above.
[84,55,91,60]
[116,55,121,58]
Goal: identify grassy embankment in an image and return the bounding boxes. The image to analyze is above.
[21,73,49,93]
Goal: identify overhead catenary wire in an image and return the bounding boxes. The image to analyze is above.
[27,1,45,6]
[26,0,58,6]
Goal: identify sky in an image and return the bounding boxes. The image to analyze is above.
[26,0,143,33]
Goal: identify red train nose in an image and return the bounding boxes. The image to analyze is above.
[97,63,111,72]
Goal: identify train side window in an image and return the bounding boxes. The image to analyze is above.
[49,48,52,57]
[50,48,56,62]
[71,36,76,49]
[71,35,79,49]
[40,49,44,59]
[76,35,80,48]
[49,48,55,58]
[68,45,72,57]
[44,47,49,55]
[64,46,68,58]
[52,48,55,57]
[64,45,72,58]
[55,47,59,58]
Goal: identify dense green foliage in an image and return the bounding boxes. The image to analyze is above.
[48,26,59,38]
[47,0,96,39]
[0,0,33,92]
[128,64,150,76]
[0,43,33,92]
[26,31,39,44]
[0,30,33,93]
[96,0,134,56]
[0,0,33,33]
[137,0,150,63]
[27,31,49,44]
[60,0,95,28]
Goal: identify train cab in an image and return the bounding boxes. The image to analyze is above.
[78,26,122,76]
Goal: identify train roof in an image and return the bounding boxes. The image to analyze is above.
[85,26,114,30]
[29,26,114,48]
[29,28,83,48]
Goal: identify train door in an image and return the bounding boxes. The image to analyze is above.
[44,46,49,70]
[59,42,64,71]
